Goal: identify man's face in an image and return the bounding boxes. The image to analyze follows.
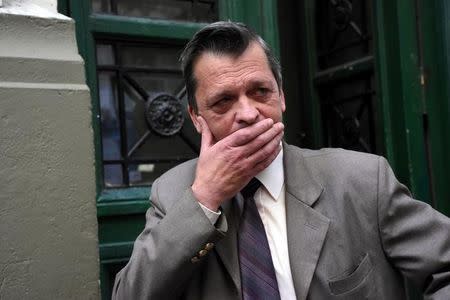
[189,42,286,142]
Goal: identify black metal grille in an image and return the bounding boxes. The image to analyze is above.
[96,39,200,188]
[314,0,378,154]
[316,0,373,70]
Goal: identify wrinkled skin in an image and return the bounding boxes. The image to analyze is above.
[188,42,285,211]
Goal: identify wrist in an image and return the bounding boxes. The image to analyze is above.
[191,182,221,211]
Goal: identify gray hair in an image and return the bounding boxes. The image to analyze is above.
[180,21,282,112]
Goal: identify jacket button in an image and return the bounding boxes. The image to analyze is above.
[191,256,200,263]
[205,242,215,250]
[198,249,208,257]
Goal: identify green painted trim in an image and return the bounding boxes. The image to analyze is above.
[302,0,323,148]
[98,187,150,202]
[260,0,280,59]
[419,0,450,215]
[97,200,150,217]
[242,0,261,34]
[89,14,205,40]
[69,0,105,197]
[396,0,430,203]
[373,0,432,204]
[99,242,135,260]
[100,257,129,264]
[219,0,280,59]
[314,56,374,86]
[219,0,245,22]
[373,1,407,175]
[97,187,150,216]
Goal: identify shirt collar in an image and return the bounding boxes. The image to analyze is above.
[255,145,284,200]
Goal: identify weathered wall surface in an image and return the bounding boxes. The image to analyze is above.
[0,1,100,299]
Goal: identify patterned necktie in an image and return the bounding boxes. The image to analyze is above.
[238,178,281,300]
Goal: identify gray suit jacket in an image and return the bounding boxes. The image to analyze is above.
[113,144,450,299]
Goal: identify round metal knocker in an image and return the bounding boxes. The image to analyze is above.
[145,93,185,136]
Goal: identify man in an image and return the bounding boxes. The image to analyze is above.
[113,21,450,299]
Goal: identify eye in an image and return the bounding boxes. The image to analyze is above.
[214,96,232,106]
[209,95,234,113]
[254,87,270,97]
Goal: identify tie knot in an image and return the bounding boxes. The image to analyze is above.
[241,178,262,199]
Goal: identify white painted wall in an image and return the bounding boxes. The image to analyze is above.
[0,0,63,18]
[0,0,100,299]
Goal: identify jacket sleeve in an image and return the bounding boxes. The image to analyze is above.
[112,177,228,299]
[377,157,450,299]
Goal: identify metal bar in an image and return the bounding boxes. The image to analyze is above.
[110,0,117,14]
[122,73,149,100]
[127,130,151,157]
[114,42,130,185]
[324,90,375,106]
[349,21,364,38]
[358,137,371,152]
[361,0,370,54]
[318,36,373,59]
[314,55,374,85]
[176,85,187,99]
[179,131,200,154]
[356,99,368,119]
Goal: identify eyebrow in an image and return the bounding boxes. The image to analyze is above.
[205,77,275,104]
[247,78,274,89]
[206,91,234,105]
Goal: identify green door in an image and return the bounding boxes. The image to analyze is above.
[59,1,279,298]
[279,0,450,212]
[278,0,450,298]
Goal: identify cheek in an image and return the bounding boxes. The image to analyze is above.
[208,115,235,140]
[259,104,282,120]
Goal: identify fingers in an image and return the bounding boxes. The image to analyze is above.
[241,122,284,157]
[252,142,282,174]
[227,118,274,147]
[246,128,283,167]
[197,116,214,150]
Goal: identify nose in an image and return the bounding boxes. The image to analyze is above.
[235,96,259,125]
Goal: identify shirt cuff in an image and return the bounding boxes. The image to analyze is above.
[198,202,221,225]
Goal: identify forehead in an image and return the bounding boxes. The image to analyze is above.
[193,42,273,85]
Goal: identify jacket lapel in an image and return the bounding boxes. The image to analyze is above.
[215,198,241,294]
[213,144,331,300]
[284,144,330,300]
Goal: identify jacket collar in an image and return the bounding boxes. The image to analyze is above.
[217,143,330,300]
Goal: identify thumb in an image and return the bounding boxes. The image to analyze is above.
[197,116,213,150]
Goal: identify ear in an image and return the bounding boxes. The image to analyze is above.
[280,90,286,113]
[188,105,201,133]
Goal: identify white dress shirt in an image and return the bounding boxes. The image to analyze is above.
[199,149,297,300]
